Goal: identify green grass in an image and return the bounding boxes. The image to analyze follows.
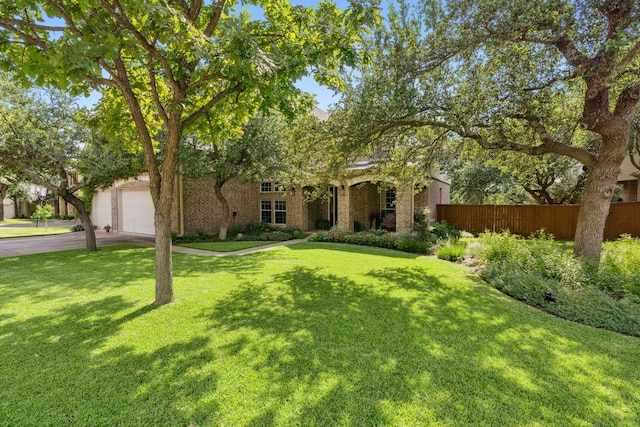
[0,218,35,225]
[0,226,73,238]
[1,243,639,426]
[179,240,280,252]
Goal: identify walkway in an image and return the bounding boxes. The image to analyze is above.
[0,229,305,258]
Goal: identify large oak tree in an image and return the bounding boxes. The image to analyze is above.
[0,0,378,304]
[336,0,640,263]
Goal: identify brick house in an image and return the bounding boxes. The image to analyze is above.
[91,108,450,235]
[91,169,450,236]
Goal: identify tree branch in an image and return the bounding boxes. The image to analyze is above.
[554,35,593,71]
[99,0,180,94]
[613,82,640,119]
[205,0,226,37]
[149,64,169,126]
[0,16,66,32]
[182,82,245,127]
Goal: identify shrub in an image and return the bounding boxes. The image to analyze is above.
[315,219,331,230]
[243,222,272,234]
[308,229,433,253]
[437,244,466,262]
[71,224,84,232]
[353,221,363,232]
[292,230,307,239]
[257,231,293,241]
[477,231,640,336]
[430,221,460,240]
[597,235,640,299]
[398,237,431,254]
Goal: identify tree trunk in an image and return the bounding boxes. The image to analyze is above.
[154,207,174,305]
[65,192,97,251]
[213,180,230,241]
[151,115,181,306]
[0,183,6,222]
[573,132,628,263]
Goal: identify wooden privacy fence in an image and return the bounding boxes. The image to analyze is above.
[436,202,640,240]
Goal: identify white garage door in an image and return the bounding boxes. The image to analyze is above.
[121,188,155,235]
[3,198,15,219]
[91,190,112,229]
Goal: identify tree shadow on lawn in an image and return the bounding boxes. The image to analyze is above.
[204,264,640,426]
[0,245,272,309]
[285,241,421,259]
[0,294,221,426]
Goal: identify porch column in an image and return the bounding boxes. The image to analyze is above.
[395,184,414,232]
[337,184,353,231]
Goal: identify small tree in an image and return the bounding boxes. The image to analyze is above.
[31,203,54,229]
[180,114,287,240]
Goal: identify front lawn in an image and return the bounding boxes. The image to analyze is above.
[1,243,638,426]
[0,226,72,238]
[179,240,280,252]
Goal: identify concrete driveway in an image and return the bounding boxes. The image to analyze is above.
[0,231,155,258]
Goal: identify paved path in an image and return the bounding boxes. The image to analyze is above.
[172,239,308,257]
[0,231,306,258]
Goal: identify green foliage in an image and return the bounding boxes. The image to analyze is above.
[309,230,433,254]
[0,0,381,302]
[30,204,54,221]
[71,224,84,232]
[179,114,288,185]
[430,221,460,240]
[174,222,302,245]
[397,236,431,254]
[315,219,331,230]
[437,244,466,262]
[597,235,640,300]
[231,222,272,236]
[478,232,640,336]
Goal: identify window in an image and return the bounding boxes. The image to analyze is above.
[274,199,286,224]
[384,189,396,210]
[261,182,272,192]
[261,200,272,223]
[261,198,287,225]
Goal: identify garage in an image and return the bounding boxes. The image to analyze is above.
[91,190,112,229]
[120,188,155,235]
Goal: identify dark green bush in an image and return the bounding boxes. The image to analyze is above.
[315,219,331,230]
[292,230,307,239]
[353,221,363,232]
[258,231,292,241]
[308,230,433,254]
[398,237,431,254]
[430,221,461,240]
[71,224,84,232]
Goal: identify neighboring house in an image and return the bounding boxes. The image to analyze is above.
[2,197,14,220]
[617,154,640,202]
[91,171,450,236]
